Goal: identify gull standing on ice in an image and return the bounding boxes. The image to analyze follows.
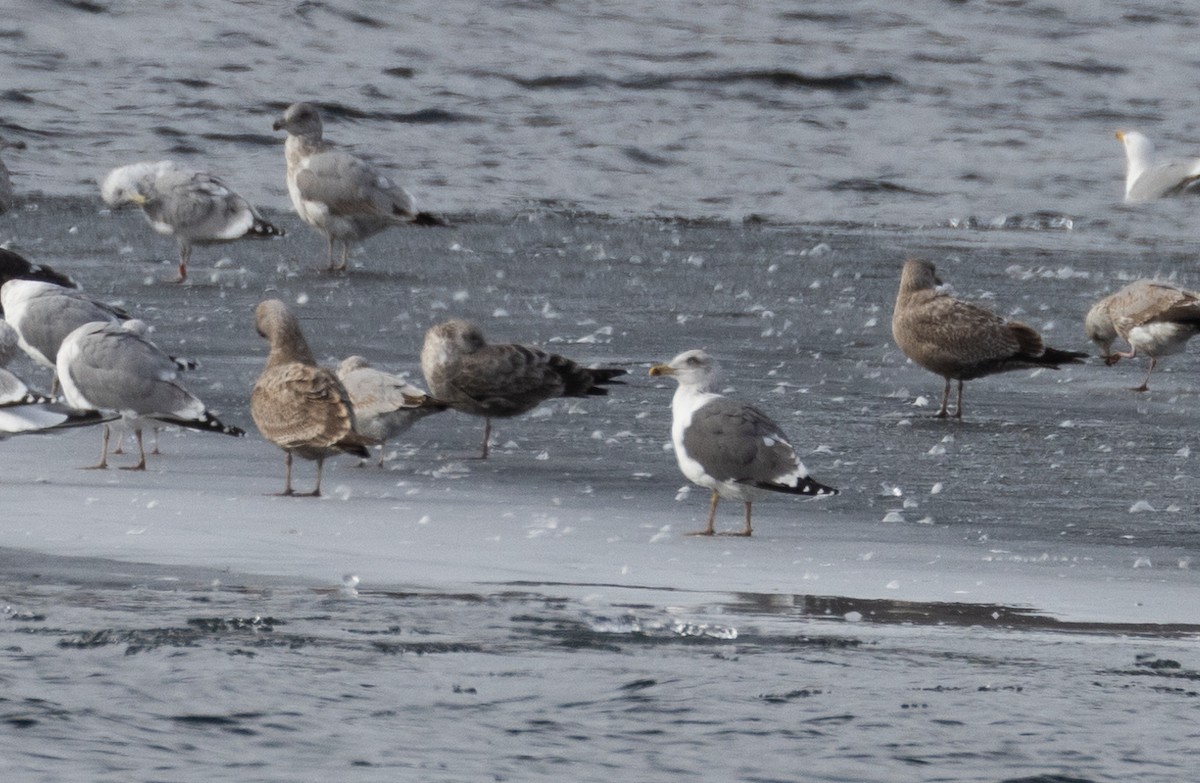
[56,321,244,469]
[1085,279,1200,391]
[0,321,114,435]
[336,355,447,466]
[272,102,446,272]
[251,300,370,496]
[892,259,1087,419]
[1,280,128,374]
[1115,130,1200,202]
[649,350,837,537]
[101,160,284,282]
[420,319,626,459]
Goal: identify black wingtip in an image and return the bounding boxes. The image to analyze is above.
[154,411,245,437]
[250,219,286,238]
[412,211,450,227]
[751,476,839,497]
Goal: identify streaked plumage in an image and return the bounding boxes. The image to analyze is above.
[649,349,837,537]
[1085,279,1200,391]
[892,259,1088,419]
[336,355,447,466]
[420,319,626,458]
[272,102,445,272]
[251,299,370,496]
[56,321,243,469]
[101,160,284,282]
[1116,130,1200,202]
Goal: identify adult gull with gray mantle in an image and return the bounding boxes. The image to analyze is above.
[649,349,837,537]
[1115,130,1200,202]
[0,320,114,436]
[892,259,1088,419]
[1,279,128,375]
[56,321,243,469]
[272,102,446,272]
[421,319,626,459]
[1085,279,1200,391]
[336,355,447,466]
[251,300,370,496]
[101,160,284,282]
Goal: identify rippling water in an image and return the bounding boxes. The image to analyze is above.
[4,0,1200,243]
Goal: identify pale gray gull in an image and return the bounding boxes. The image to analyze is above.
[420,318,626,459]
[101,160,284,282]
[1,279,128,373]
[251,300,370,496]
[1115,130,1200,202]
[0,320,114,435]
[649,349,837,537]
[892,259,1088,419]
[272,102,446,272]
[1085,279,1200,391]
[56,321,243,469]
[336,355,447,466]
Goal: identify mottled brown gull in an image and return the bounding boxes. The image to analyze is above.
[1085,279,1200,392]
[56,321,243,470]
[251,300,370,496]
[272,102,446,272]
[420,319,626,459]
[101,160,284,282]
[892,259,1087,419]
[336,355,447,466]
[1116,130,1200,202]
[649,349,837,537]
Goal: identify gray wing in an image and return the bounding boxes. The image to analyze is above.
[65,326,203,418]
[682,397,800,484]
[19,291,124,364]
[1130,161,1200,200]
[296,150,416,219]
[0,367,37,405]
[147,170,264,243]
[435,344,564,417]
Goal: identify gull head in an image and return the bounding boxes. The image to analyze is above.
[649,349,720,390]
[1115,129,1154,167]
[898,258,942,295]
[274,102,324,138]
[425,319,488,356]
[1083,300,1116,359]
[100,161,175,207]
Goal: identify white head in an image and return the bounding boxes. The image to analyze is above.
[649,349,720,391]
[100,160,177,206]
[1083,301,1115,357]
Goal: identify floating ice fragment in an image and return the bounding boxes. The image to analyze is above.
[885,580,900,590]
[296,292,309,305]
[452,289,469,302]
[881,510,905,523]
[1058,420,1076,428]
[800,243,831,257]
[417,515,431,525]
[649,526,672,544]
[844,611,863,622]
[913,396,929,408]
[880,483,903,497]
[684,254,704,267]
[1129,500,1155,513]
[341,574,359,597]
[588,614,642,634]
[672,621,737,640]
[927,444,946,455]
[1133,557,1153,569]
[675,485,692,501]
[1176,446,1190,458]
[535,450,550,460]
[916,516,934,524]
[146,500,158,509]
[333,484,352,500]
[930,482,943,495]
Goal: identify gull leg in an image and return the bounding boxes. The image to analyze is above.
[479,417,492,459]
[1132,356,1156,392]
[85,425,112,470]
[173,245,190,283]
[336,243,350,272]
[688,490,719,536]
[325,235,337,271]
[377,445,386,468]
[120,429,147,471]
[953,379,964,419]
[1106,347,1136,367]
[151,427,161,456]
[112,430,125,455]
[720,501,754,537]
[303,457,324,497]
[273,450,296,496]
[936,377,951,418]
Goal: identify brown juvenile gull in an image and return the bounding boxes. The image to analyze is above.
[0,138,25,215]
[56,321,243,470]
[1085,279,1200,392]
[0,320,114,435]
[420,319,626,459]
[101,160,284,282]
[649,349,837,537]
[336,355,448,466]
[892,259,1088,419]
[272,102,446,272]
[1115,130,1200,202]
[251,299,370,496]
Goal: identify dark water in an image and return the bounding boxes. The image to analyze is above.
[3,1,1200,780]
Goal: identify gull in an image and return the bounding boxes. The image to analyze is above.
[1085,279,1200,391]
[0,138,25,214]
[1,279,128,373]
[336,355,447,466]
[0,247,77,293]
[649,349,837,537]
[56,321,244,470]
[1115,130,1200,202]
[892,259,1087,419]
[420,319,626,459]
[272,102,446,272]
[0,320,114,435]
[101,160,284,282]
[251,300,370,496]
